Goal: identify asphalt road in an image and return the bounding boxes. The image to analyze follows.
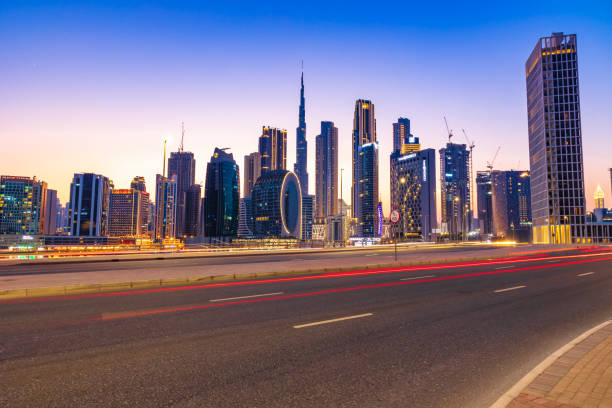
[1,248,611,407]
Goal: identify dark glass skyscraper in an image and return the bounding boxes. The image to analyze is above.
[259,126,287,174]
[167,151,196,238]
[357,142,379,237]
[439,143,471,239]
[294,70,309,196]
[476,171,493,236]
[526,32,586,243]
[352,99,378,236]
[204,148,240,237]
[393,118,420,154]
[491,170,532,241]
[69,173,110,237]
[315,121,338,220]
[251,170,302,238]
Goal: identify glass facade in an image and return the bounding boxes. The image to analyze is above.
[352,99,377,223]
[243,152,261,197]
[439,143,471,239]
[167,151,196,238]
[294,71,309,196]
[108,189,145,237]
[390,149,437,241]
[259,126,287,174]
[302,194,314,240]
[204,148,240,237]
[491,171,532,241]
[315,121,338,220]
[526,32,586,243]
[251,170,302,238]
[357,142,379,237]
[69,173,110,237]
[0,176,47,235]
[476,171,493,236]
[154,174,177,240]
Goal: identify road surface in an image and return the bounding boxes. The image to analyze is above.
[1,247,611,407]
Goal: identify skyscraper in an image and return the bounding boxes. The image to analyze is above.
[439,143,471,239]
[301,195,314,240]
[167,151,196,238]
[476,171,493,236]
[204,148,240,237]
[294,69,309,196]
[259,126,287,173]
[0,176,47,235]
[43,189,57,235]
[357,142,379,237]
[393,118,420,154]
[183,184,202,238]
[352,99,378,235]
[491,170,532,241]
[154,174,177,240]
[390,149,437,241]
[315,121,338,219]
[108,188,145,237]
[243,152,262,197]
[68,173,110,237]
[526,32,586,244]
[130,176,150,236]
[251,170,302,238]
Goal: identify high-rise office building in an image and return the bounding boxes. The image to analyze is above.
[243,152,262,197]
[439,143,471,239]
[491,170,532,241]
[0,176,47,235]
[315,121,338,219]
[43,189,57,235]
[154,174,177,240]
[259,126,287,173]
[294,70,309,196]
[390,149,437,241]
[130,177,150,236]
[393,118,420,154]
[204,148,240,237]
[526,32,586,244]
[609,169,612,198]
[594,185,605,209]
[352,99,378,236]
[302,194,314,240]
[251,170,302,238]
[68,173,110,237]
[357,142,379,237]
[476,171,493,235]
[183,185,201,238]
[167,151,196,238]
[108,189,145,237]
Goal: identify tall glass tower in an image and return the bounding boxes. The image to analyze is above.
[439,143,471,240]
[526,32,585,243]
[204,148,240,237]
[315,121,338,219]
[294,70,309,196]
[352,99,377,234]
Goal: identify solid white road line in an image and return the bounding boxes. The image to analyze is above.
[493,285,526,293]
[577,272,595,277]
[494,265,516,270]
[209,292,283,302]
[490,320,612,408]
[293,313,373,329]
[400,275,436,281]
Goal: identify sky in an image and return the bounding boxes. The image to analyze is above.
[1,1,611,214]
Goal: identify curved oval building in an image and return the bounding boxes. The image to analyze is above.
[251,170,302,238]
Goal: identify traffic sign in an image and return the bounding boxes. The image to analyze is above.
[390,210,400,224]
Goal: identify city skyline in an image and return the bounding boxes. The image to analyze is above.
[1,2,611,215]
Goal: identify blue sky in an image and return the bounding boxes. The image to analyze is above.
[1,1,611,211]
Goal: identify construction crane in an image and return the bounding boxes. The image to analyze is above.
[462,129,476,223]
[444,116,453,143]
[487,146,502,172]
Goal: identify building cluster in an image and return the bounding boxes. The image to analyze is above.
[1,32,611,249]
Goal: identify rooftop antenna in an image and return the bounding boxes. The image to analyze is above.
[162,139,167,178]
[179,121,185,152]
[444,116,453,143]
